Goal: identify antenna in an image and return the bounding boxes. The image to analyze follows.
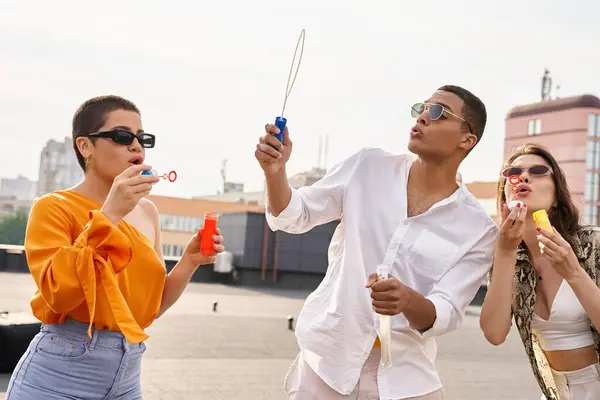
[541,69,552,101]
[221,159,228,192]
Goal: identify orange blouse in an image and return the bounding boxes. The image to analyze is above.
[24,190,166,344]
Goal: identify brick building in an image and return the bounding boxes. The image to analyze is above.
[504,94,600,225]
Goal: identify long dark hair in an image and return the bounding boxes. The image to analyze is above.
[497,143,580,248]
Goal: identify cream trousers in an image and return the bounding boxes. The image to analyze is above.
[541,363,600,400]
[284,348,445,400]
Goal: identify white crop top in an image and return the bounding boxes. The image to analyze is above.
[531,280,594,352]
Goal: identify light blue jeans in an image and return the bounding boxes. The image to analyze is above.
[6,319,146,400]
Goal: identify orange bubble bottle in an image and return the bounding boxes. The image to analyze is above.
[200,213,219,256]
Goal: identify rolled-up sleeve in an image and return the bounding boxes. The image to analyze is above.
[410,223,497,338]
[265,186,305,232]
[265,149,365,234]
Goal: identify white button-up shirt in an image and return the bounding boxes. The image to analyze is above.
[266,148,497,399]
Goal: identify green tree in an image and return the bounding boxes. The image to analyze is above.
[0,211,29,245]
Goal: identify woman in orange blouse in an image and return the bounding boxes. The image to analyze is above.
[6,95,224,400]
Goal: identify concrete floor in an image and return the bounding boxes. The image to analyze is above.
[0,272,541,399]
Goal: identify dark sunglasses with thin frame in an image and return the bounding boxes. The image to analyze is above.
[82,129,156,148]
[500,164,553,178]
[411,102,472,133]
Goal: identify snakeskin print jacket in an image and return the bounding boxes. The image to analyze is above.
[503,225,600,399]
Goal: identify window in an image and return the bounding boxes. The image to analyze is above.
[161,244,188,258]
[585,172,597,203]
[584,114,600,225]
[528,119,542,135]
[587,141,597,169]
[583,203,597,226]
[159,213,205,232]
[585,115,600,171]
[160,214,175,230]
[589,114,599,137]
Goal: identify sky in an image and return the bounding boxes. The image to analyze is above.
[1,0,599,198]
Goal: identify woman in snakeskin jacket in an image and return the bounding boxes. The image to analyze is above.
[480,143,600,399]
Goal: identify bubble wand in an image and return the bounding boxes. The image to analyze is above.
[507,175,523,211]
[377,265,392,368]
[272,29,306,148]
[141,169,178,183]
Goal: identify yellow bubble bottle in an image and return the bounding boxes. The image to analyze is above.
[532,210,552,231]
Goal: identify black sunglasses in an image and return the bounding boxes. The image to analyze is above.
[84,129,155,148]
[411,102,472,132]
[500,164,553,178]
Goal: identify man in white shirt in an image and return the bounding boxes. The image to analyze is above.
[254,85,498,400]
